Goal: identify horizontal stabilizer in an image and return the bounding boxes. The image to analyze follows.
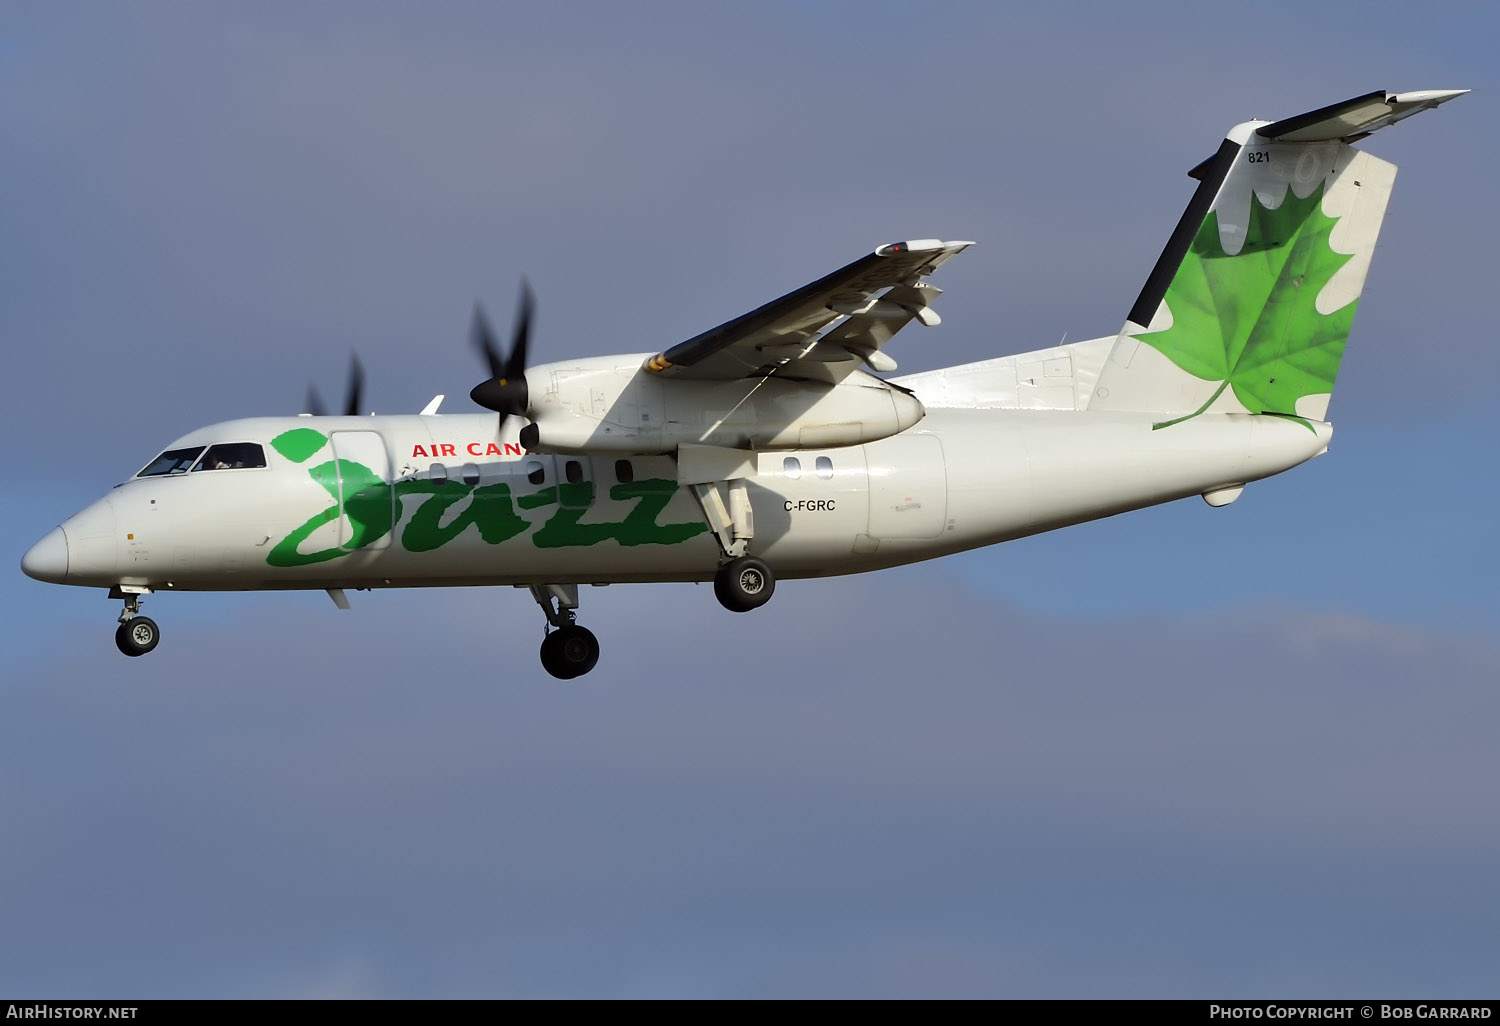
[1258,89,1468,143]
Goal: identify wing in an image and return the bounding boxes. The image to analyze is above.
[644,239,973,383]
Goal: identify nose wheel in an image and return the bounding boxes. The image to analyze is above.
[112,590,160,657]
[529,584,601,679]
[540,624,600,680]
[115,616,161,657]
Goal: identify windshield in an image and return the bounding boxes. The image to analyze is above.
[191,442,266,472]
[137,446,205,477]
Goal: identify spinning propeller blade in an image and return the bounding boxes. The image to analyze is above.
[469,278,535,434]
[342,353,365,417]
[303,353,366,417]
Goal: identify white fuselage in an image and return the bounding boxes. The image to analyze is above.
[40,406,1331,594]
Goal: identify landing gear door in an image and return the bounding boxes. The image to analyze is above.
[331,431,394,551]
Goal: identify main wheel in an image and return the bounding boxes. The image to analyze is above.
[115,616,160,657]
[714,555,775,612]
[539,624,600,680]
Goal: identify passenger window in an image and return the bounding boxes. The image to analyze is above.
[783,457,801,480]
[138,447,205,477]
[192,442,266,472]
[815,456,834,479]
[565,460,584,484]
[460,463,481,486]
[526,461,546,486]
[429,463,448,485]
[615,459,634,484]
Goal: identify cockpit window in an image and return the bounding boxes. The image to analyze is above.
[138,447,205,477]
[191,442,267,472]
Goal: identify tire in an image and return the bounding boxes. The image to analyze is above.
[115,616,160,657]
[540,624,600,680]
[714,556,775,612]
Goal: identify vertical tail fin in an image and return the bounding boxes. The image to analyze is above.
[1092,89,1466,427]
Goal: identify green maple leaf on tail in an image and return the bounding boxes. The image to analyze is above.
[1135,183,1356,430]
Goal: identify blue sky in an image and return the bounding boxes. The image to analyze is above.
[2,1,1496,998]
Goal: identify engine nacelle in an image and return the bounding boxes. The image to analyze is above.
[521,355,923,454]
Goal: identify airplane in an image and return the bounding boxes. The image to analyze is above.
[20,88,1467,679]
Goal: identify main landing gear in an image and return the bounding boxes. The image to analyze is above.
[689,478,778,614]
[714,555,775,612]
[530,584,600,680]
[112,589,160,657]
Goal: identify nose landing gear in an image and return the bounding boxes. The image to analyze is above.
[112,590,160,657]
[540,623,600,679]
[529,584,600,680]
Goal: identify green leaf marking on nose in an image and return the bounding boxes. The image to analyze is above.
[270,428,329,464]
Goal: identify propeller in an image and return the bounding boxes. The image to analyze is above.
[304,353,366,416]
[469,278,534,433]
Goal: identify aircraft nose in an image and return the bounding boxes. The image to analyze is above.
[21,526,69,583]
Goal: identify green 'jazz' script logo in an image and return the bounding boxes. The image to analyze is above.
[265,429,707,567]
[1134,182,1356,431]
